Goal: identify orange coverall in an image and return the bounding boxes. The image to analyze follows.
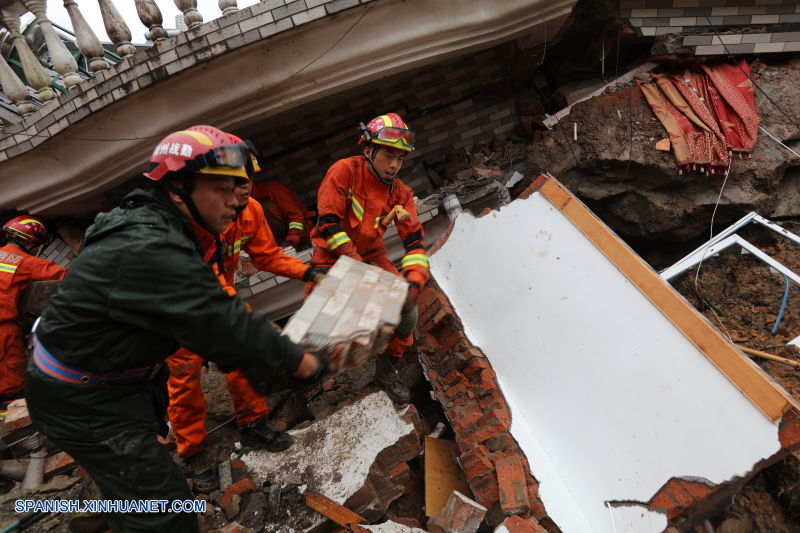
[0,243,65,399]
[310,156,429,358]
[167,198,310,458]
[252,181,314,248]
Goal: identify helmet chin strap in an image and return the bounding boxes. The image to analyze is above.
[164,178,227,274]
[365,145,395,188]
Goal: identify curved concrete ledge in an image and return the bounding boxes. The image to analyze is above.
[0,0,574,215]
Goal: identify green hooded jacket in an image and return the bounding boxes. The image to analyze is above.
[36,186,303,375]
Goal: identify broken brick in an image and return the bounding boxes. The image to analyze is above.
[469,471,500,508]
[444,382,470,400]
[495,453,530,515]
[444,369,467,387]
[4,399,31,432]
[44,452,77,478]
[428,490,486,533]
[386,461,413,494]
[217,477,257,507]
[497,514,546,532]
[780,410,800,449]
[526,481,547,520]
[462,358,493,377]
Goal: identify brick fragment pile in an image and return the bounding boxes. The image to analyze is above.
[415,286,551,532]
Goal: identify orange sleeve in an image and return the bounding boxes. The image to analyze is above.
[395,188,429,289]
[316,160,362,260]
[270,182,307,246]
[243,201,309,281]
[22,254,67,282]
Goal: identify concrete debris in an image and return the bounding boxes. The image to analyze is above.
[283,256,407,370]
[34,474,81,493]
[3,399,30,432]
[207,522,253,533]
[362,520,430,532]
[241,391,422,531]
[427,491,486,533]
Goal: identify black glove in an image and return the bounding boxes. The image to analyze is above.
[293,352,330,391]
[303,266,329,283]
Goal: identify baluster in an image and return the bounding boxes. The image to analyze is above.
[0,54,35,115]
[97,0,136,57]
[0,11,55,102]
[63,0,107,71]
[218,0,237,16]
[134,0,167,43]
[24,0,81,88]
[173,0,202,29]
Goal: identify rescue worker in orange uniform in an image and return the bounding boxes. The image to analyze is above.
[0,216,66,405]
[251,179,315,251]
[309,113,429,404]
[168,145,327,492]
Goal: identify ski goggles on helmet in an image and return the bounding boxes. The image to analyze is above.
[360,123,416,152]
[188,140,260,179]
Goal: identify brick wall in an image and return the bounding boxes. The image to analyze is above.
[251,44,519,207]
[620,1,800,54]
[39,237,77,268]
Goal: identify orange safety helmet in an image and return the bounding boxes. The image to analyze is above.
[358,113,415,152]
[144,125,259,181]
[2,215,48,243]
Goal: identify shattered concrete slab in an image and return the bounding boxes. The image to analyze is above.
[427,175,800,532]
[283,256,407,369]
[362,521,429,532]
[241,391,421,532]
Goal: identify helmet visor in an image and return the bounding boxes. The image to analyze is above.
[373,127,415,151]
[187,140,259,179]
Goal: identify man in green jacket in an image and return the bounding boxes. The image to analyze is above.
[26,126,325,532]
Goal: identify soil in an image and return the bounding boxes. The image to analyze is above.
[670,220,800,531]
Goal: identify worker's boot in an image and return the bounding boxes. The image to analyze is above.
[186,443,218,494]
[374,352,410,405]
[239,415,293,452]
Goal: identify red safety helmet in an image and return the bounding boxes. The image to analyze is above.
[358,113,415,152]
[2,215,48,243]
[144,125,259,181]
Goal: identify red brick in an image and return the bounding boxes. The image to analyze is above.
[780,410,800,449]
[663,479,695,507]
[526,481,547,520]
[675,479,714,501]
[463,358,493,377]
[496,453,530,515]
[460,346,485,363]
[477,409,510,427]
[500,515,547,533]
[462,456,494,480]
[485,432,517,453]
[438,325,465,354]
[649,486,678,510]
[218,477,257,506]
[4,399,31,432]
[386,461,412,493]
[444,382,470,400]
[464,420,509,446]
[444,369,467,387]
[469,471,500,508]
[44,452,77,478]
[478,391,506,411]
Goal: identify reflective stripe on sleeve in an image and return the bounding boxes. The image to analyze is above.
[401,253,429,269]
[327,232,352,250]
[288,222,304,231]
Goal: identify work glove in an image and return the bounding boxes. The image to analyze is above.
[291,352,331,391]
[402,282,421,313]
[303,266,329,284]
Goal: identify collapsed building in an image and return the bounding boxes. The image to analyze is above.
[2,0,800,531]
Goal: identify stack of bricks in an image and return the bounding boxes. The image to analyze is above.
[415,284,552,532]
[417,281,800,530]
[39,237,76,269]
[621,1,800,55]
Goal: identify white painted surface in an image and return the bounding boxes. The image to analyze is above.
[362,521,429,532]
[429,195,782,533]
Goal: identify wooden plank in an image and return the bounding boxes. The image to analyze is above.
[424,437,472,518]
[536,176,799,421]
[306,492,365,527]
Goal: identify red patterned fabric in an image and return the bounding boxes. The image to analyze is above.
[640,60,760,175]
